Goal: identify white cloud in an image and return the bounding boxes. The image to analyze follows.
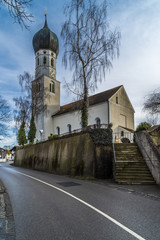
[0,135,17,148]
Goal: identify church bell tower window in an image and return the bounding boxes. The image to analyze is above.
[43,56,46,65]
[51,58,54,67]
[52,82,55,93]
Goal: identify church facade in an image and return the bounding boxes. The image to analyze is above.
[32,16,135,142]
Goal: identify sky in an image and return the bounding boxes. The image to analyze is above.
[0,0,160,147]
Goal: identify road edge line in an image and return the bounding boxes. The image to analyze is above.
[16,171,146,240]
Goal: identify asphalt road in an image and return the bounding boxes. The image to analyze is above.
[0,162,160,240]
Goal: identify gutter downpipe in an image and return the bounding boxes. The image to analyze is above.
[108,100,110,125]
[112,137,116,180]
[108,100,116,179]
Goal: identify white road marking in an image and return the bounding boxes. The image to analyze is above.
[16,170,146,240]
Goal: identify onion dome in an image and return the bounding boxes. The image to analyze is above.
[33,14,59,56]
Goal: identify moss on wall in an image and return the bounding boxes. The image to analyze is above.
[148,125,160,151]
[15,130,113,178]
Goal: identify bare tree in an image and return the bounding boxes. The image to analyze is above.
[13,95,30,130]
[61,0,121,127]
[144,88,160,114]
[13,71,47,130]
[0,0,33,29]
[0,95,11,140]
[13,72,33,130]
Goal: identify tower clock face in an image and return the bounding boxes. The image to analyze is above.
[49,69,55,79]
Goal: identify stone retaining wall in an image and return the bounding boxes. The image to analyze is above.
[136,131,160,185]
[15,129,113,179]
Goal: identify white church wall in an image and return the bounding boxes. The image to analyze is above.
[35,112,44,141]
[52,110,81,135]
[88,102,109,125]
[52,102,109,135]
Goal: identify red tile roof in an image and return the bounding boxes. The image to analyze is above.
[53,85,122,116]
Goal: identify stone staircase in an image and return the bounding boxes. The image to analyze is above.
[114,143,155,184]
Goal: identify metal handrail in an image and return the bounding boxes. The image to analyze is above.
[37,124,110,142]
[113,132,134,143]
[135,132,154,168]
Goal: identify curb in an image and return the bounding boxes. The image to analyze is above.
[0,180,16,240]
[87,179,160,201]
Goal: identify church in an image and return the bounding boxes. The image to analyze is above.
[32,15,135,142]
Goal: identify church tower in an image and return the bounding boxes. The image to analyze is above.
[32,14,60,141]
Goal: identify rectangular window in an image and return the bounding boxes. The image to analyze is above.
[120,114,127,127]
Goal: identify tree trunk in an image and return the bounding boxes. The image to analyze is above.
[81,73,88,128]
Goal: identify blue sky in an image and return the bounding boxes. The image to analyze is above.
[0,0,160,147]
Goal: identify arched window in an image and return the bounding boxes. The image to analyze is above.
[36,83,40,92]
[51,58,54,67]
[52,82,55,93]
[95,117,101,128]
[37,58,39,65]
[43,56,46,65]
[116,96,118,104]
[56,127,60,135]
[67,124,71,133]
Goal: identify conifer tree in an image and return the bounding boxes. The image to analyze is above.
[18,121,27,146]
[28,116,36,143]
[136,122,151,132]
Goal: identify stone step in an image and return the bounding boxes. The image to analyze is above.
[116,151,142,154]
[115,175,153,180]
[116,166,150,170]
[116,156,143,160]
[116,169,151,173]
[116,163,149,167]
[116,160,147,164]
[116,158,144,161]
[116,153,141,156]
[116,171,152,176]
[114,144,138,149]
[116,180,155,185]
[116,162,148,165]
[115,150,143,153]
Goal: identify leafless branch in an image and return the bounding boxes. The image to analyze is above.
[0,95,11,139]
[1,0,33,29]
[144,88,160,114]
